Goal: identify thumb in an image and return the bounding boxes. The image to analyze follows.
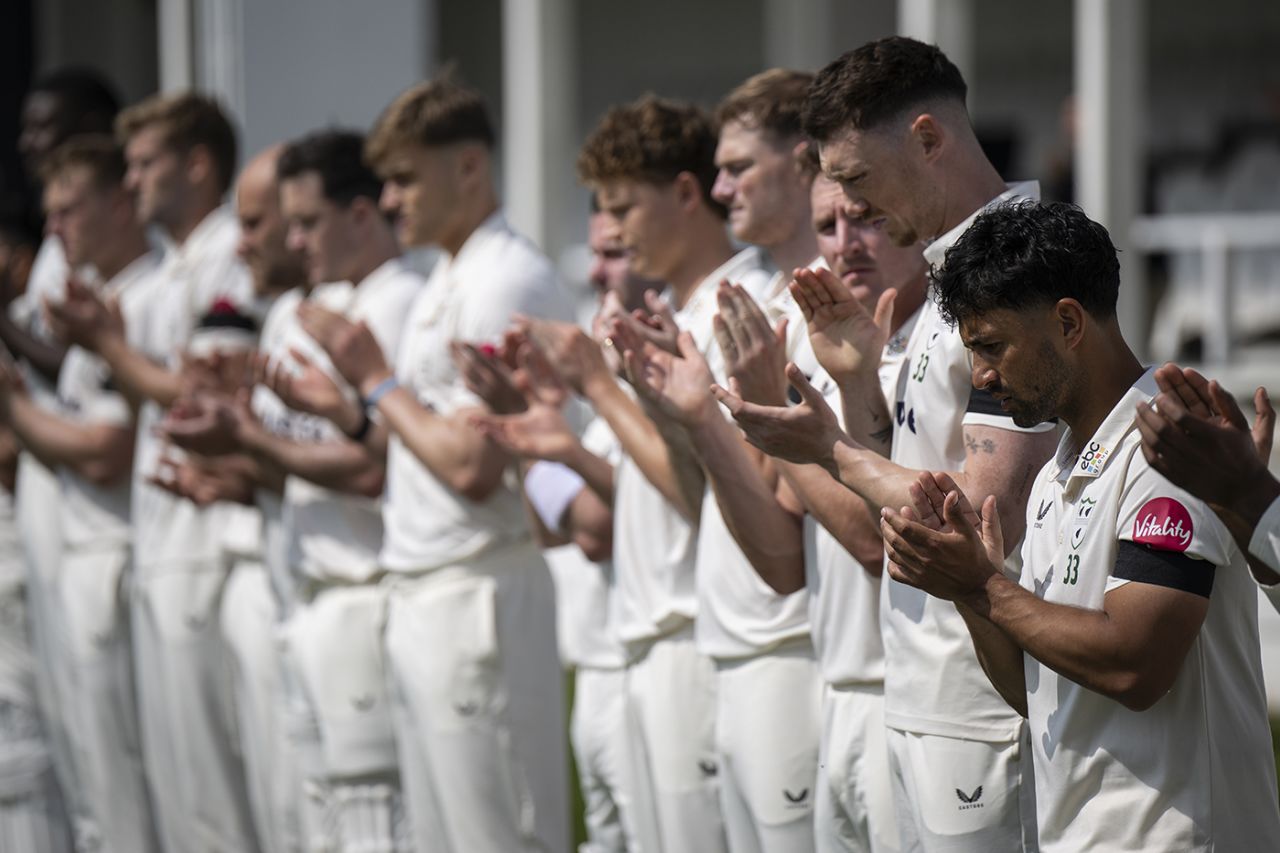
[785,362,822,406]
[774,316,789,350]
[874,288,897,330]
[287,346,314,370]
[1253,386,1275,461]
[980,495,1005,561]
[675,330,700,361]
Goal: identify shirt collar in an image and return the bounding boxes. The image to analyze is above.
[447,209,508,274]
[1053,366,1158,484]
[923,180,1041,269]
[672,245,767,319]
[170,205,235,265]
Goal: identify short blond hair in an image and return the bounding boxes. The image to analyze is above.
[115,92,237,193]
[365,76,494,170]
[715,68,813,142]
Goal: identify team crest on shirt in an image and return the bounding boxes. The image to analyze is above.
[1133,497,1194,552]
[1077,441,1110,476]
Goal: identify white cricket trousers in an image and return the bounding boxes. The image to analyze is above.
[570,666,637,853]
[622,624,728,853]
[814,683,899,853]
[0,570,71,853]
[15,457,79,830]
[131,562,260,853]
[281,582,409,852]
[886,725,1037,853]
[55,545,158,851]
[714,643,822,853]
[383,541,569,853]
[220,560,301,853]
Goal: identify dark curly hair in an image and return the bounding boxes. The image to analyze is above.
[278,129,381,208]
[932,200,1120,327]
[803,36,967,142]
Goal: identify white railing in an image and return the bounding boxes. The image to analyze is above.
[1130,212,1280,366]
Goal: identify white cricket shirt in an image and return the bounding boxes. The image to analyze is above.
[131,205,253,574]
[806,309,918,686]
[55,249,163,550]
[379,211,573,572]
[278,258,421,585]
[882,181,1056,741]
[1021,368,1280,851]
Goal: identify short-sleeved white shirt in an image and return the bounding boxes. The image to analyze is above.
[687,248,811,658]
[55,249,164,550]
[1020,368,1280,851]
[612,248,768,650]
[881,181,1057,741]
[379,211,573,572]
[544,417,626,670]
[274,259,421,585]
[805,308,918,686]
[131,206,254,573]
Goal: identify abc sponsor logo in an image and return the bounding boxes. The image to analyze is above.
[1132,497,1193,552]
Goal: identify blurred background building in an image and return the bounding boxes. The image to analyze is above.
[3,0,1280,697]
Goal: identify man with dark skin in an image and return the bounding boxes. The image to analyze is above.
[879,201,1280,852]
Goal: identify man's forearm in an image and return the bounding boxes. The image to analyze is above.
[962,573,1201,712]
[8,394,132,485]
[829,439,953,515]
[582,372,701,521]
[561,441,616,506]
[0,314,66,383]
[956,601,1029,717]
[836,372,893,458]
[240,427,384,497]
[689,411,804,594]
[96,332,182,409]
[777,459,883,571]
[363,373,507,502]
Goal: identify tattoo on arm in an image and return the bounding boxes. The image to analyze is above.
[870,426,893,445]
[964,431,997,455]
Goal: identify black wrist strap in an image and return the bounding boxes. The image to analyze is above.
[345,408,373,443]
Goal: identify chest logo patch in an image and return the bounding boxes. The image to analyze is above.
[1133,497,1193,552]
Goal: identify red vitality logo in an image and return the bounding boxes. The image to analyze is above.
[1132,498,1193,552]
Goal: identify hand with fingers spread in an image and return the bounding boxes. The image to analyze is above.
[789,266,895,382]
[714,282,789,406]
[625,289,681,356]
[623,331,718,427]
[1135,362,1278,529]
[451,340,526,415]
[470,402,579,464]
[514,341,570,410]
[516,315,612,396]
[258,347,358,430]
[297,302,391,395]
[711,362,848,469]
[44,276,125,352]
[880,473,1004,602]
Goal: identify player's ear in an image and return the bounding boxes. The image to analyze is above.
[1055,298,1088,351]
